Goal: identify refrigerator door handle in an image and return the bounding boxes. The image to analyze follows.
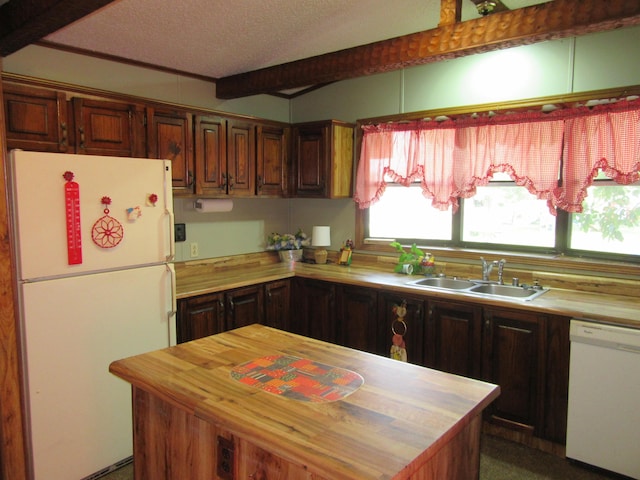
[167,263,177,316]
[166,208,175,261]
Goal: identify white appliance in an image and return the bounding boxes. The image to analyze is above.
[566,319,640,479]
[8,150,176,480]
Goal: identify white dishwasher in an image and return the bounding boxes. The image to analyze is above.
[566,319,640,479]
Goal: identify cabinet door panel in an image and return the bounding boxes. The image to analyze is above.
[177,293,225,343]
[337,286,378,354]
[292,279,335,343]
[227,285,264,329]
[227,120,255,196]
[73,97,144,157]
[483,308,545,433]
[195,115,226,195]
[378,293,426,365]
[542,315,570,443]
[257,124,288,197]
[427,301,482,379]
[3,83,69,152]
[294,125,326,197]
[264,280,291,331]
[147,108,194,193]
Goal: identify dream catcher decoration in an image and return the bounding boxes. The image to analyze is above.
[390,301,408,362]
[92,196,124,248]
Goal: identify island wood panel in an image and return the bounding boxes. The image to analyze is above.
[111,325,500,480]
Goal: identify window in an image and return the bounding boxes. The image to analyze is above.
[568,173,640,257]
[365,173,640,262]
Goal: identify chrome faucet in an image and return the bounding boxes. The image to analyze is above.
[497,259,506,285]
[480,257,506,283]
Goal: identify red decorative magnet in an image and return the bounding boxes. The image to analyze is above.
[63,171,83,265]
[147,193,158,207]
[92,196,124,248]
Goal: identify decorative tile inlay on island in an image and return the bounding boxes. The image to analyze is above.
[230,354,364,403]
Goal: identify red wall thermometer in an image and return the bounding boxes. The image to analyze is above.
[63,171,83,265]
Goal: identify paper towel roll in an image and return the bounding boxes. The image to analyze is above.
[194,199,233,213]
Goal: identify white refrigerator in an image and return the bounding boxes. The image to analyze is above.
[8,150,176,479]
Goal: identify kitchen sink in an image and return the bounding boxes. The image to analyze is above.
[407,277,549,301]
[408,277,476,290]
[469,283,547,299]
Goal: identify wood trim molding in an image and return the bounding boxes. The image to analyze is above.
[0,61,29,480]
[216,0,640,99]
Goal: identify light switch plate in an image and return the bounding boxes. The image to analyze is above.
[175,223,186,242]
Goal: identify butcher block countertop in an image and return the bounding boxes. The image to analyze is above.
[176,257,640,328]
[110,324,500,480]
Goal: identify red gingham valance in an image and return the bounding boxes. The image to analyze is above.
[354,99,640,214]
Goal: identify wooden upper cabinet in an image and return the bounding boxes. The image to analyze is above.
[226,119,256,197]
[3,83,69,153]
[72,97,145,157]
[292,120,354,198]
[194,114,226,195]
[256,123,289,197]
[147,107,194,195]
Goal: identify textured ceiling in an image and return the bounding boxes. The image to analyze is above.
[43,0,547,81]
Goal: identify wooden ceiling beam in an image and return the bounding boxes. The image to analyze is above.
[0,0,117,57]
[216,0,640,99]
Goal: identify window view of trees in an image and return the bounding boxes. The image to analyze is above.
[366,178,639,261]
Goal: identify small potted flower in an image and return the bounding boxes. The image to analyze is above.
[266,228,310,262]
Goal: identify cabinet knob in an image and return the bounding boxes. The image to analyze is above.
[220,172,227,190]
[257,175,263,190]
[228,174,234,190]
[78,126,85,149]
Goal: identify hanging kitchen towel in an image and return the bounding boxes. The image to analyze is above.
[390,301,408,362]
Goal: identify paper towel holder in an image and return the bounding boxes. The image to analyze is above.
[194,198,233,213]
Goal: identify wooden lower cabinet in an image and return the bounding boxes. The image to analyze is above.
[291,278,336,343]
[177,280,290,343]
[426,300,483,378]
[482,307,546,435]
[378,292,427,365]
[542,314,570,444]
[264,279,291,331]
[177,291,225,343]
[337,285,379,355]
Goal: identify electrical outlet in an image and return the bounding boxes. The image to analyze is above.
[190,242,199,257]
[216,436,234,480]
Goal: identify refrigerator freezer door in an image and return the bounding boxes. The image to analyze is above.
[9,150,173,280]
[20,265,174,479]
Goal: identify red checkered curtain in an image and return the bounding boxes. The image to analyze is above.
[453,114,564,214]
[355,115,563,213]
[354,122,457,209]
[355,100,639,214]
[555,101,640,213]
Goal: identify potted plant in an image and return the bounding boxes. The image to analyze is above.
[267,228,311,262]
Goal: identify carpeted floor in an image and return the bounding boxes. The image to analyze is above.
[99,434,620,480]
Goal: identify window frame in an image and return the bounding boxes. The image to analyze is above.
[353,85,640,274]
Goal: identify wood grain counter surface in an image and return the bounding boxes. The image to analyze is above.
[176,261,639,328]
[110,324,500,479]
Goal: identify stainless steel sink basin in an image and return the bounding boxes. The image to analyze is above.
[469,283,547,299]
[408,277,476,290]
[407,276,549,301]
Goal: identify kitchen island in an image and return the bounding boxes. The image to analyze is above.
[110,324,499,480]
